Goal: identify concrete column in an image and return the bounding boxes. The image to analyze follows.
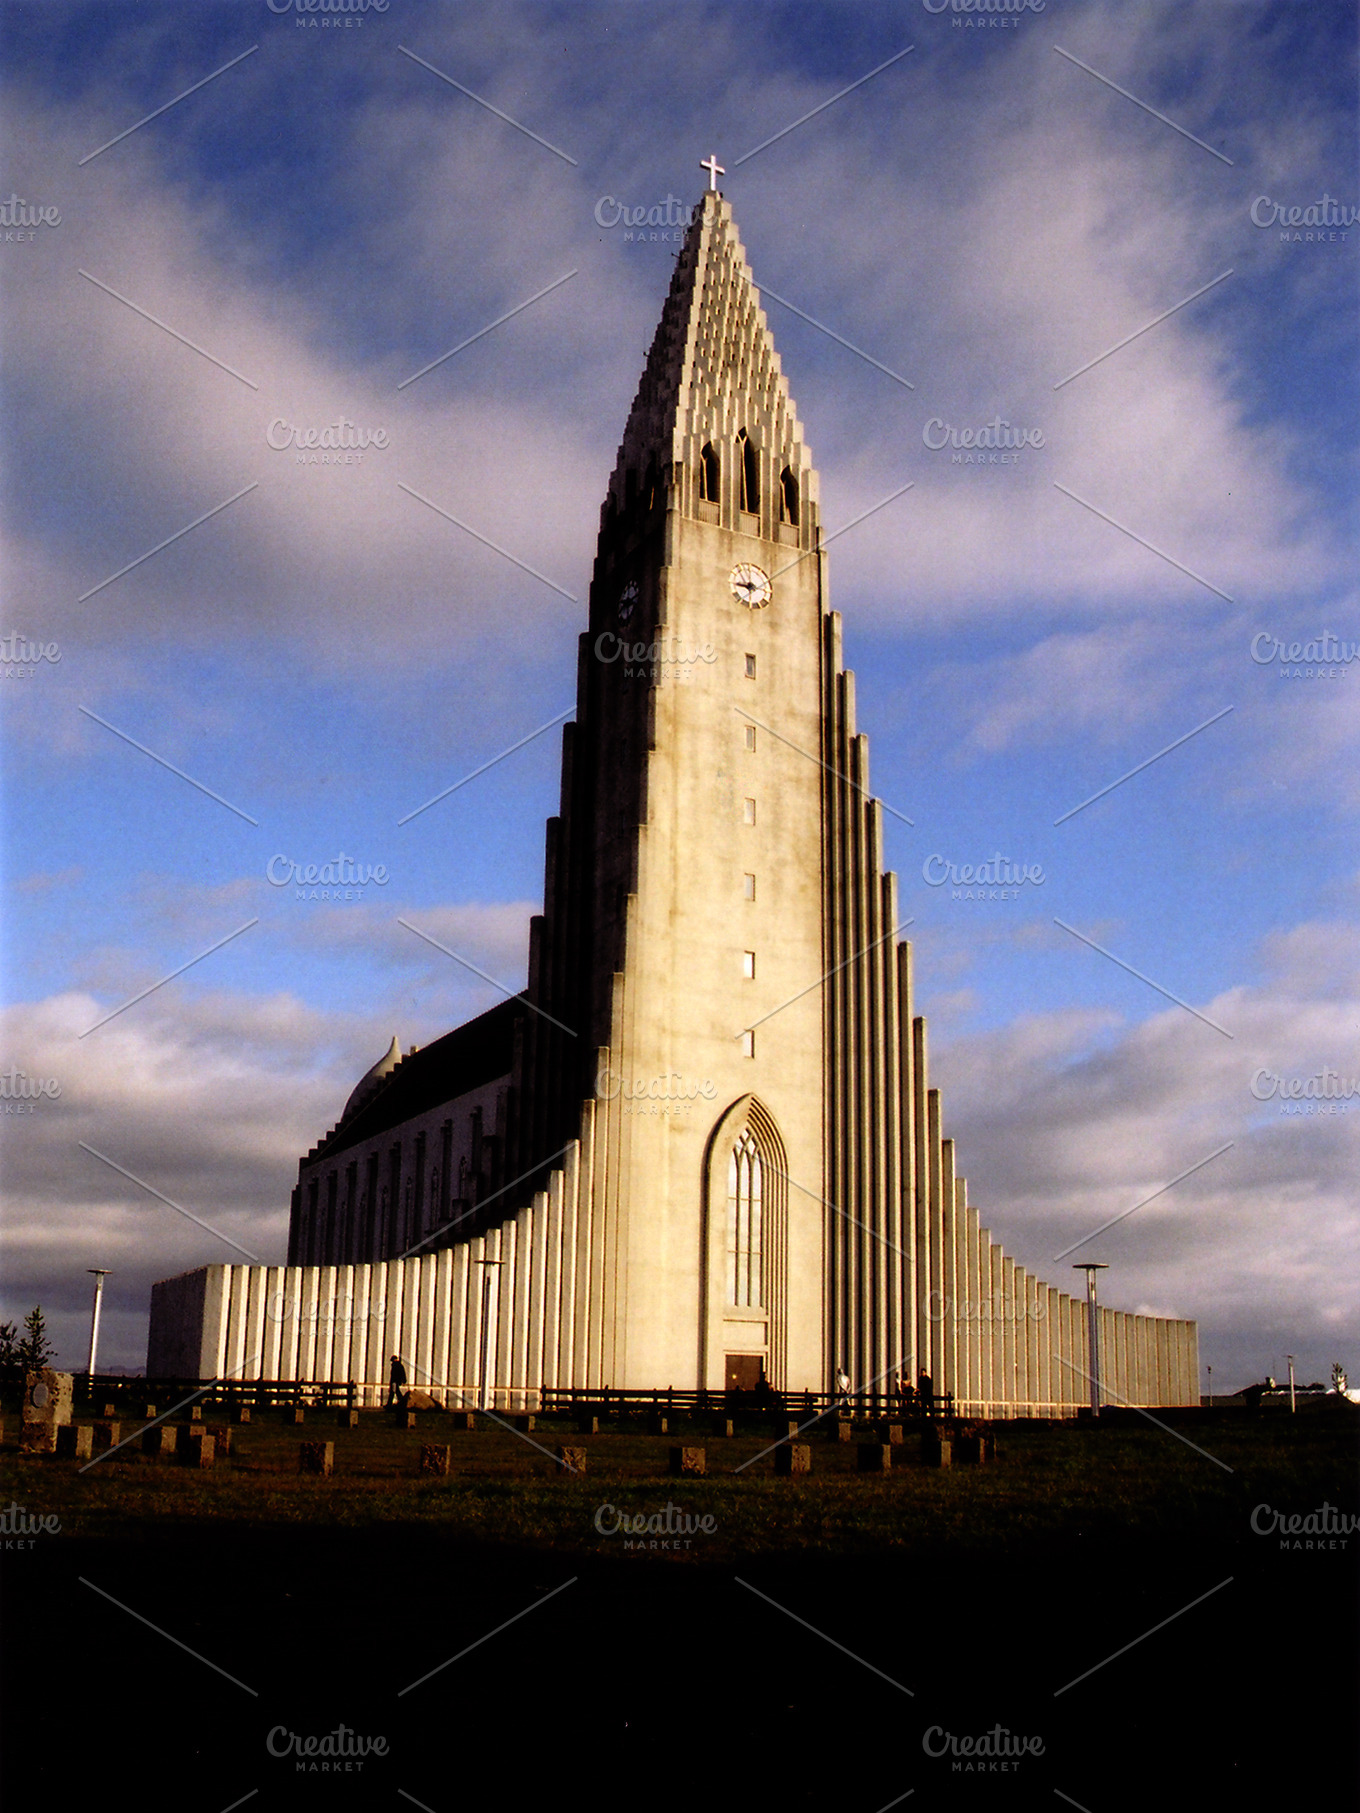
[542,1168,565,1391]
[926,1088,944,1386]
[895,945,917,1392]
[1026,1270,1041,1414]
[431,1248,453,1400]
[965,1203,984,1416]
[940,1139,958,1400]
[449,1243,470,1405]
[570,1143,592,1390]
[975,1229,992,1415]
[508,1208,530,1410]
[988,1245,1003,1415]
[527,1189,550,1406]
[1000,1255,1017,1413]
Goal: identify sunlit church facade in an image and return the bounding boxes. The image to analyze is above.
[149,187,1199,1412]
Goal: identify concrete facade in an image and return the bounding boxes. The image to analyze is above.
[147,189,1199,1411]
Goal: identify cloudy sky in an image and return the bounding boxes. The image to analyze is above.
[1,0,1356,1387]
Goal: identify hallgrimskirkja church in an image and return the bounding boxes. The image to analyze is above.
[148,184,1199,1412]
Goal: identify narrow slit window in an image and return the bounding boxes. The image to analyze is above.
[744,654,756,678]
[738,430,759,514]
[780,467,799,525]
[742,950,756,979]
[739,1029,755,1058]
[743,798,757,825]
[699,443,719,502]
[744,725,757,750]
[743,873,756,900]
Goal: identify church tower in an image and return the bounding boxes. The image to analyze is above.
[510,183,831,1392]
[152,182,1200,1418]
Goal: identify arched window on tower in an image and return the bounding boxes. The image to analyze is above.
[779,466,799,526]
[727,1129,764,1307]
[738,430,759,514]
[699,442,719,503]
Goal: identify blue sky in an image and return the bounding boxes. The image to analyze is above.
[2,0,1357,1386]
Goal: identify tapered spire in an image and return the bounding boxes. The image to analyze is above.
[606,190,818,532]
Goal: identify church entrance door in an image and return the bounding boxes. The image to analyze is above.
[724,1353,764,1392]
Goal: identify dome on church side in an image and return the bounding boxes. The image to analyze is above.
[340,1033,401,1123]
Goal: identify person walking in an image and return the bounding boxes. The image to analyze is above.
[386,1353,408,1410]
[835,1366,851,1416]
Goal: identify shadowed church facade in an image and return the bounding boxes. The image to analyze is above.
[149,187,1199,1411]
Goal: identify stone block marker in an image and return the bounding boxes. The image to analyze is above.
[189,1406,203,1422]
[420,1445,451,1476]
[288,1407,305,1425]
[881,1422,904,1446]
[578,1416,600,1436]
[142,1405,157,1420]
[858,1443,892,1473]
[338,1410,360,1428]
[100,1403,117,1418]
[402,1411,417,1430]
[513,1414,536,1432]
[181,1431,215,1469]
[206,1425,232,1458]
[452,1411,477,1431]
[141,1426,176,1458]
[648,1415,669,1435]
[957,1432,990,1464]
[232,1406,252,1425]
[669,1446,706,1477]
[713,1417,736,1438]
[786,1420,802,1439]
[92,1422,121,1453]
[21,1369,73,1454]
[835,1420,854,1443]
[921,1431,952,1468]
[56,1424,94,1461]
[298,1441,333,1477]
[775,1444,812,1475]
[557,1446,587,1474]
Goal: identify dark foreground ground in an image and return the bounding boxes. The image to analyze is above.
[3,1402,1356,1810]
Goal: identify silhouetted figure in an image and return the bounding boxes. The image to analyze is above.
[386,1353,408,1410]
[917,1369,935,1419]
[835,1367,851,1414]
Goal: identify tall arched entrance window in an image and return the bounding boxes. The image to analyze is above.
[702,1097,788,1392]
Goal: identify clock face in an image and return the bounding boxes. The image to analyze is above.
[617,578,639,623]
[730,563,771,610]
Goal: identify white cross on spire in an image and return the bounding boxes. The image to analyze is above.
[700,154,725,193]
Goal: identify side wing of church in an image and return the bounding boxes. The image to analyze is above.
[148,188,1199,1411]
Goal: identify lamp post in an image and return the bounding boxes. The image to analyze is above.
[86,1269,111,1379]
[1206,1363,1212,1409]
[476,1260,503,1412]
[1286,1353,1296,1414]
[1072,1263,1109,1415]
